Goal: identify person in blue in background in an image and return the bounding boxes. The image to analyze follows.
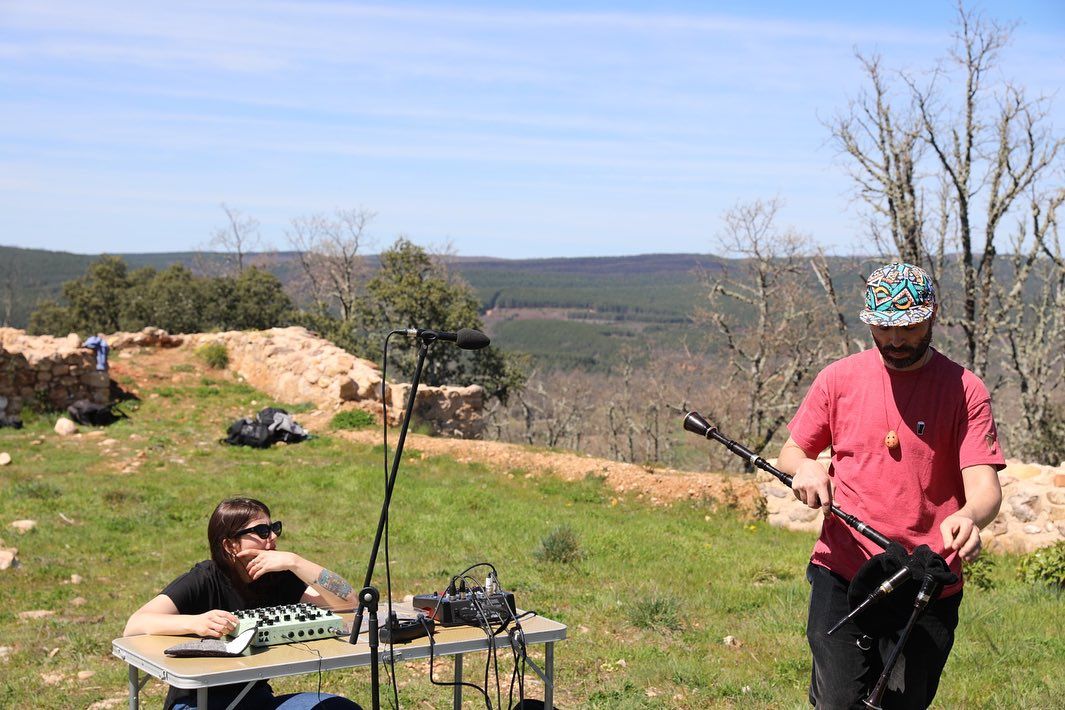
[81,334,110,371]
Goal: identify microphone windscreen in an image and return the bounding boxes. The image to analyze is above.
[456,328,491,350]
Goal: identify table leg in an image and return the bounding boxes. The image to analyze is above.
[127,665,139,710]
[545,642,554,709]
[197,687,208,708]
[453,653,463,709]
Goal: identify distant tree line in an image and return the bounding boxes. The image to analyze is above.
[28,256,292,336]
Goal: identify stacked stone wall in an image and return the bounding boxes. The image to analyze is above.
[0,329,109,417]
[182,327,484,438]
[387,383,485,439]
[760,456,1065,554]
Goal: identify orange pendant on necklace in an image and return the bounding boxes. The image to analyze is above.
[881,350,930,451]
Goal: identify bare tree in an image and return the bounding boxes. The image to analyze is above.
[997,187,1065,460]
[829,3,1064,381]
[694,198,850,465]
[827,3,1065,463]
[211,203,262,275]
[507,368,595,450]
[488,347,701,469]
[286,208,375,321]
[828,53,926,266]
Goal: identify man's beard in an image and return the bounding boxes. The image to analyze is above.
[877,328,933,369]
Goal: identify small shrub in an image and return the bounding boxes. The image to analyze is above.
[102,490,142,505]
[535,525,585,564]
[1016,541,1065,589]
[196,342,229,369]
[171,364,194,373]
[752,495,769,521]
[628,592,682,630]
[963,555,997,591]
[13,480,62,500]
[752,564,793,585]
[330,409,376,430]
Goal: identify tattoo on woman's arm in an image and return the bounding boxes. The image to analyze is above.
[316,569,354,600]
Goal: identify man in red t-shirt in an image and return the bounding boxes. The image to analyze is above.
[779,262,1004,709]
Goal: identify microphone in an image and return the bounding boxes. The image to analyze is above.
[912,574,938,611]
[826,565,912,636]
[402,327,490,350]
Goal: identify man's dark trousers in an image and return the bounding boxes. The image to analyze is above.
[805,563,961,709]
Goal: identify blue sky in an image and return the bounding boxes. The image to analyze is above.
[2,1,1063,258]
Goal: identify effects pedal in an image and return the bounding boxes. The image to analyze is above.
[413,589,517,627]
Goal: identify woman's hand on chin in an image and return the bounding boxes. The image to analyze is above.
[236,549,301,581]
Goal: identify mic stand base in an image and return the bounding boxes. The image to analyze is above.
[353,587,381,710]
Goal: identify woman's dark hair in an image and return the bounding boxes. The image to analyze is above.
[208,497,270,576]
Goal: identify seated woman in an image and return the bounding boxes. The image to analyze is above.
[124,497,362,710]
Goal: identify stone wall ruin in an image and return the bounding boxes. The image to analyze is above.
[0,328,110,418]
[761,455,1065,554]
[183,327,485,438]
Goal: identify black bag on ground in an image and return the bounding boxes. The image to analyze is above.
[224,418,274,448]
[256,407,309,444]
[67,399,126,426]
[223,408,309,448]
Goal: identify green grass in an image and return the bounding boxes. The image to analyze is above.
[0,364,1062,708]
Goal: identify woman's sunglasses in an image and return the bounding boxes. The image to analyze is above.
[233,520,282,540]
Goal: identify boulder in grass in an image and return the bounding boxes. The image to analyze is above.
[11,520,36,534]
[0,452,10,466]
[0,547,17,570]
[54,418,78,436]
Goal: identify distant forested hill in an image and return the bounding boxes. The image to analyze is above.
[0,246,720,328]
[1,245,864,370]
[457,253,720,322]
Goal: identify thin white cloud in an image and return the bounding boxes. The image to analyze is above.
[1,1,1062,256]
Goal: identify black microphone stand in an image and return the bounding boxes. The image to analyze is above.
[348,335,433,710]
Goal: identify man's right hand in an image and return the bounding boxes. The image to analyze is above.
[791,459,833,511]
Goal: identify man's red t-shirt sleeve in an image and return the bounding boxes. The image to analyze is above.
[788,368,833,458]
[957,380,1006,471]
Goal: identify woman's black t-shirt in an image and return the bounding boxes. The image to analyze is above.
[161,560,307,709]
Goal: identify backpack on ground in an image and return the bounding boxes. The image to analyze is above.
[223,417,274,448]
[66,399,127,426]
[256,407,309,444]
[223,407,309,448]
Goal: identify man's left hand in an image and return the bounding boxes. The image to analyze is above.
[940,513,982,562]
